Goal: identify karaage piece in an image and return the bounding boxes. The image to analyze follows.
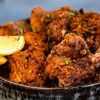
[63,6,100,52]
[24,32,48,52]
[0,21,32,36]
[44,33,95,87]
[30,6,50,32]
[8,46,46,87]
[45,55,95,87]
[45,10,69,49]
[51,33,90,59]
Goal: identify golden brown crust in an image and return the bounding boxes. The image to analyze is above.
[66,10,100,52]
[45,55,95,87]
[24,32,48,52]
[45,10,69,49]
[8,46,46,87]
[0,21,32,36]
[44,33,95,87]
[30,6,50,32]
[51,33,90,59]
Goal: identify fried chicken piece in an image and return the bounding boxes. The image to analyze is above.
[45,10,69,49]
[51,5,100,52]
[24,32,48,52]
[45,55,95,87]
[0,21,32,36]
[63,6,100,52]
[51,33,90,59]
[31,6,70,49]
[30,6,50,32]
[45,18,69,49]
[8,46,46,87]
[44,33,95,87]
[88,47,100,82]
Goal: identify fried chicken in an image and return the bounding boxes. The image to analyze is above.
[0,21,32,36]
[24,32,48,52]
[45,10,69,49]
[51,33,90,59]
[30,6,70,50]
[45,55,95,87]
[8,46,46,87]
[4,5,100,88]
[45,33,95,87]
[30,6,50,32]
[63,6,100,52]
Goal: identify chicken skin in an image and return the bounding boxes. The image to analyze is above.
[45,33,95,87]
[8,46,46,87]
[0,21,32,36]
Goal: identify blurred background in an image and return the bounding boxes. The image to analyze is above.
[0,0,100,24]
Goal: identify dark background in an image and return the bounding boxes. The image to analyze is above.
[0,0,100,24]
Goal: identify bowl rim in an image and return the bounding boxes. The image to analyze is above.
[0,76,100,90]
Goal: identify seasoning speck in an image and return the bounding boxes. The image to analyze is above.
[84,21,87,24]
[43,72,45,75]
[19,24,25,29]
[17,36,20,41]
[47,14,50,18]
[77,34,81,36]
[65,60,69,65]
[69,12,75,16]
[48,36,50,41]
[21,33,23,36]
[64,32,66,36]
[33,30,38,33]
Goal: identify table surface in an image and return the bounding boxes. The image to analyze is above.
[0,0,100,24]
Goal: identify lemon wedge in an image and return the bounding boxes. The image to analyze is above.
[0,56,7,65]
[0,36,25,56]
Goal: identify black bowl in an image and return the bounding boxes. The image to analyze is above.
[0,19,100,100]
[0,74,100,100]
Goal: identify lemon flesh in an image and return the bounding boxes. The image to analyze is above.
[0,56,7,65]
[0,36,25,56]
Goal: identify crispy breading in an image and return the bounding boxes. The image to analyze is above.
[45,10,69,49]
[8,46,46,87]
[65,9,100,52]
[30,6,50,32]
[45,55,95,87]
[51,33,90,59]
[0,21,32,36]
[44,33,95,87]
[24,32,48,52]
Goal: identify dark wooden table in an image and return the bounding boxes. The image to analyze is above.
[0,0,100,24]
